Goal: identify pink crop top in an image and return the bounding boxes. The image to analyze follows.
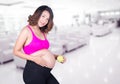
[23,25,50,55]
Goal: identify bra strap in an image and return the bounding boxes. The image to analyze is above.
[27,25,34,36]
[42,33,47,39]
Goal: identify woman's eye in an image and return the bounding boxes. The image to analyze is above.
[46,18,49,21]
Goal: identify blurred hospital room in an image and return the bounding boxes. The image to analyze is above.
[0,0,120,84]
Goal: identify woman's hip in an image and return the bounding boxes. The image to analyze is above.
[23,60,52,83]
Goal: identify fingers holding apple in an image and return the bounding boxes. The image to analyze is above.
[57,55,66,63]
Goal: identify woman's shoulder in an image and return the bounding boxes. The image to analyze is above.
[18,26,30,36]
[21,26,30,33]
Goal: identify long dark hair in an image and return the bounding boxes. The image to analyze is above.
[28,5,54,33]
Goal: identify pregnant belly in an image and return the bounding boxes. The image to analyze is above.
[42,54,56,68]
[31,49,56,68]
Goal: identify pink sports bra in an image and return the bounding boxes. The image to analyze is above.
[23,25,50,55]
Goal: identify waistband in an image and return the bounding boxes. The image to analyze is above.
[26,60,52,71]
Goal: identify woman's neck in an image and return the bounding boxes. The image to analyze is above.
[30,25,43,34]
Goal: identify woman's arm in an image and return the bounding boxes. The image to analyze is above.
[13,27,45,66]
[13,27,33,60]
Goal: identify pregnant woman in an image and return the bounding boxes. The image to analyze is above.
[13,5,66,84]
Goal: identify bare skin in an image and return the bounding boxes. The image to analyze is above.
[30,49,56,68]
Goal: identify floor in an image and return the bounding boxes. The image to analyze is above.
[0,28,120,84]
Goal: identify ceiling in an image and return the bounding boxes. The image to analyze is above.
[0,0,120,26]
[0,0,24,6]
[0,0,120,13]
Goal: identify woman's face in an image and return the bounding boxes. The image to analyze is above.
[38,10,50,27]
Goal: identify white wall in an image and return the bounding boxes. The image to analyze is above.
[0,0,120,31]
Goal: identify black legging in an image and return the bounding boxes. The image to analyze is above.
[23,60,59,84]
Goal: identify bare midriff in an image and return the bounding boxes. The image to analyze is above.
[30,49,56,68]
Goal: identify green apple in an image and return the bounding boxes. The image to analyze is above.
[57,55,64,63]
